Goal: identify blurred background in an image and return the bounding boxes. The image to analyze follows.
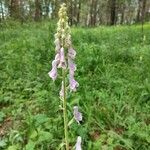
[0,0,150,26]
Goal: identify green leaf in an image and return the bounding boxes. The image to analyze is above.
[37,131,53,143]
[29,130,38,140]
[7,145,18,150]
[25,141,35,150]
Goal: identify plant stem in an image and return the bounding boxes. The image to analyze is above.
[62,69,69,150]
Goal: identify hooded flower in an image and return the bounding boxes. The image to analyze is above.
[58,47,66,69]
[68,47,76,59]
[73,106,82,124]
[68,58,76,75]
[68,55,78,91]
[75,136,82,150]
[48,52,60,81]
[48,60,58,81]
[69,77,79,91]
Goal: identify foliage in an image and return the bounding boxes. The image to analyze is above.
[0,21,150,149]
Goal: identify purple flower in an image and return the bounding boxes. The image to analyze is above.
[68,58,76,75]
[68,48,76,59]
[58,47,66,69]
[48,60,58,81]
[69,77,79,91]
[59,81,64,98]
[54,53,61,63]
[67,48,78,91]
[75,136,82,150]
[73,106,82,124]
[48,52,60,81]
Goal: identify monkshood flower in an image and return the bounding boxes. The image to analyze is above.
[75,136,82,150]
[58,47,66,69]
[48,53,59,81]
[68,47,76,59]
[68,48,79,91]
[48,47,66,81]
[73,106,82,124]
[68,58,76,75]
[69,77,79,91]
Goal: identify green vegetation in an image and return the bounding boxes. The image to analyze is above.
[0,22,150,150]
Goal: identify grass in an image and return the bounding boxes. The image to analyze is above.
[0,21,150,150]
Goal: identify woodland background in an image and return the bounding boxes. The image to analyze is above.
[0,0,150,26]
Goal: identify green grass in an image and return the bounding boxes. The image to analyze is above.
[0,21,150,150]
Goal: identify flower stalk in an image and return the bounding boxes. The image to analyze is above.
[62,69,69,150]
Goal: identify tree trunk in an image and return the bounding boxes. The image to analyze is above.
[141,0,146,24]
[45,0,50,18]
[110,0,116,25]
[121,5,125,24]
[68,0,73,25]
[34,0,42,21]
[93,0,98,26]
[141,0,147,39]
[0,0,4,21]
[77,0,81,25]
[90,0,94,26]
[9,0,20,19]
[20,0,25,24]
[73,0,77,25]
[51,0,59,19]
[136,0,141,22]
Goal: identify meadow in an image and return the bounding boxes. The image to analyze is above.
[0,21,150,150]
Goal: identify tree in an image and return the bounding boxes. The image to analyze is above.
[89,0,98,26]
[110,0,116,25]
[34,0,42,21]
[141,0,147,39]
[0,0,5,21]
[77,0,81,25]
[44,0,50,18]
[9,0,20,19]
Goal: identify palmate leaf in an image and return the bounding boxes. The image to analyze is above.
[7,145,19,150]
[33,114,49,127]
[24,141,35,150]
[37,130,53,143]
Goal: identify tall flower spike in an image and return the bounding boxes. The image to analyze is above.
[48,3,81,150]
[75,136,82,150]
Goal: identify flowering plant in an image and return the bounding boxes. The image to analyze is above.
[48,3,82,150]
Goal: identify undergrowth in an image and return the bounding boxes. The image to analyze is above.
[0,21,150,150]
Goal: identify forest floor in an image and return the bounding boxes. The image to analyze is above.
[0,21,150,150]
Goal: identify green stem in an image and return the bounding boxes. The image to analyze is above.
[62,69,69,150]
